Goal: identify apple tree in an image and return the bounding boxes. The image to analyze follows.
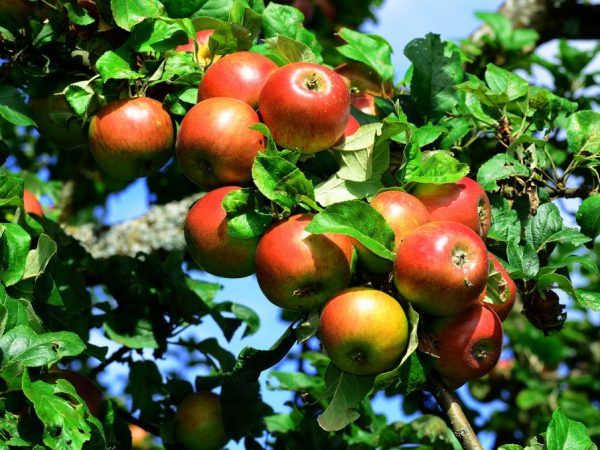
[0,1,599,449]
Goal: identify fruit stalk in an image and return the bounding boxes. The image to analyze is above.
[429,376,483,450]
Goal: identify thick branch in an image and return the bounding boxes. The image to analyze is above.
[63,195,198,258]
[430,377,483,450]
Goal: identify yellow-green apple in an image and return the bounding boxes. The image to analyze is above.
[88,97,174,180]
[176,29,219,66]
[356,190,430,275]
[46,369,104,418]
[334,61,394,97]
[174,392,228,450]
[411,177,491,238]
[184,187,259,278]
[393,221,488,316]
[258,62,350,154]
[255,214,354,311]
[197,51,278,108]
[23,190,43,216]
[176,97,265,189]
[426,303,503,387]
[479,253,517,321]
[319,287,409,375]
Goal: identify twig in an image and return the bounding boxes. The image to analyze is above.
[89,346,130,377]
[117,408,160,435]
[429,376,483,450]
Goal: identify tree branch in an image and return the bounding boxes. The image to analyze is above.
[429,377,483,450]
[63,195,198,258]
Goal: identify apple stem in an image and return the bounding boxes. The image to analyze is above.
[430,376,484,450]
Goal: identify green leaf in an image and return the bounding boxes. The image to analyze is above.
[306,200,395,260]
[0,289,44,334]
[526,202,564,251]
[542,228,591,248]
[263,35,317,64]
[128,18,188,52]
[566,111,600,154]
[0,325,85,372]
[251,153,314,212]
[65,80,99,117]
[222,188,272,239]
[262,3,321,60]
[485,63,529,101]
[315,175,383,207]
[22,370,103,449]
[125,361,163,420]
[477,153,530,191]
[404,34,463,122]
[517,388,548,410]
[22,234,57,281]
[576,195,600,240]
[96,49,144,82]
[0,170,24,208]
[336,28,393,81]
[111,0,164,31]
[103,318,158,349]
[488,195,521,243]
[575,290,600,312]
[546,408,595,450]
[269,370,324,392]
[64,3,96,25]
[0,223,31,286]
[317,364,374,431]
[0,85,36,127]
[334,123,387,182]
[508,242,539,280]
[536,273,578,303]
[0,304,7,337]
[405,150,469,184]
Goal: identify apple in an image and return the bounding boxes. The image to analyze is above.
[174,392,228,450]
[176,29,219,66]
[176,97,266,189]
[130,424,151,449]
[30,81,87,149]
[88,97,174,180]
[46,369,103,418]
[334,61,394,97]
[480,253,517,321]
[425,303,503,386]
[319,287,409,375]
[23,190,43,216]
[393,221,488,316]
[185,186,259,278]
[411,177,492,238]
[351,92,377,116]
[197,51,278,108]
[333,114,360,146]
[255,214,354,311]
[356,190,431,274]
[258,62,350,154]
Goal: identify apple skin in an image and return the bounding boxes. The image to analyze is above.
[46,370,104,418]
[426,303,503,387]
[174,392,228,450]
[176,29,219,65]
[351,92,377,116]
[356,190,431,275]
[258,62,350,154]
[333,114,360,146]
[197,51,278,108]
[23,190,43,216]
[393,220,488,316]
[319,287,409,376]
[176,97,266,189]
[255,214,354,311]
[184,187,259,278]
[480,253,517,321]
[411,177,492,238]
[130,424,151,449]
[88,97,174,180]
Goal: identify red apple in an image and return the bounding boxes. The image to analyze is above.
[88,97,174,180]
[176,29,219,66]
[130,424,151,449]
[319,287,409,375]
[174,392,228,450]
[333,114,360,146]
[176,97,266,189]
[255,214,354,311]
[426,303,503,386]
[393,221,488,316]
[23,190,43,216]
[184,187,259,278]
[356,190,430,274]
[334,61,394,97]
[258,62,350,154]
[46,369,104,418]
[411,177,492,238]
[197,51,278,108]
[480,253,517,321]
[351,92,377,116]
